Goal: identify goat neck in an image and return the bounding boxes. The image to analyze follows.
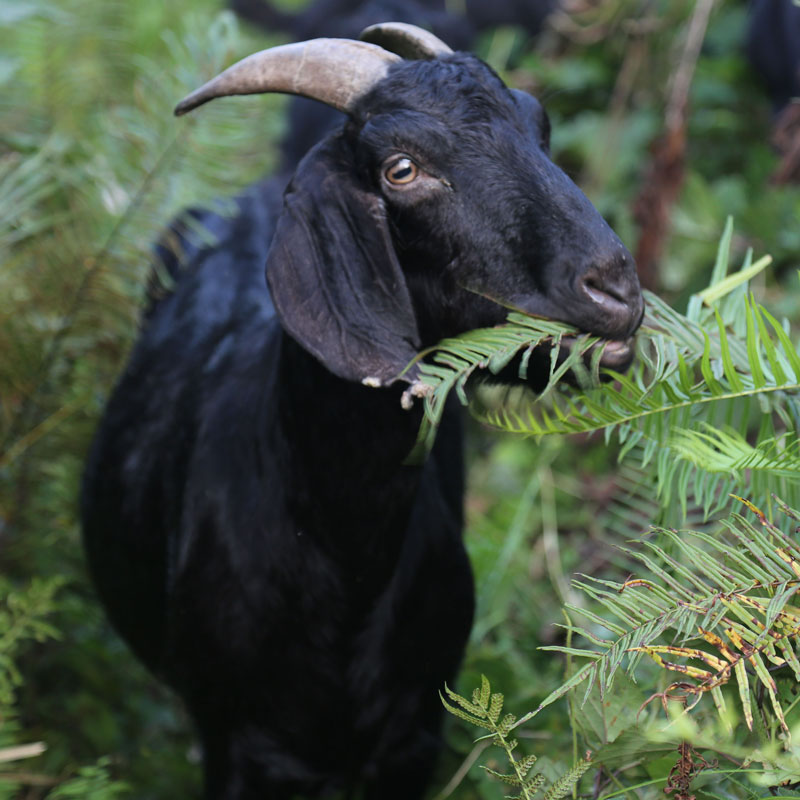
[274,334,435,583]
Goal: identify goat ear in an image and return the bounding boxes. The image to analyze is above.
[266,137,421,386]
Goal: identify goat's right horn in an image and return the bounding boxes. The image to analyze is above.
[174,39,401,116]
[359,22,454,60]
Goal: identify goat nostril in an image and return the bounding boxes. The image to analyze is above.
[582,277,628,310]
[578,270,645,339]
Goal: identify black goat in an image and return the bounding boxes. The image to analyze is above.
[82,23,643,800]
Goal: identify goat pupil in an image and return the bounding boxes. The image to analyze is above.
[388,158,416,184]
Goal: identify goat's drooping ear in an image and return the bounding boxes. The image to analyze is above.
[266,138,421,386]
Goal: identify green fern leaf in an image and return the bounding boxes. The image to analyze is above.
[442,683,488,717]
[481,766,522,785]
[411,227,800,523]
[734,658,754,731]
[498,713,517,736]
[537,499,800,732]
[523,772,547,794]
[542,756,592,800]
[440,692,494,731]
[488,691,504,724]
[516,753,539,777]
[749,650,789,734]
[479,674,491,709]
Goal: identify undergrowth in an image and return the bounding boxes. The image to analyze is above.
[435,226,800,797]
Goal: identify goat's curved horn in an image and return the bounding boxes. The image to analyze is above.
[174,39,401,116]
[359,22,453,60]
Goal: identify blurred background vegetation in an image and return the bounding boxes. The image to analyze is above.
[1,0,799,797]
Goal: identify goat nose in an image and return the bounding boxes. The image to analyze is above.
[581,273,632,314]
[578,263,644,339]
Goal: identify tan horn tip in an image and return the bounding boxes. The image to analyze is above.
[360,22,453,60]
[174,94,205,116]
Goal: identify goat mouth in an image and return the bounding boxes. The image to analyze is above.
[559,335,636,374]
[596,338,635,370]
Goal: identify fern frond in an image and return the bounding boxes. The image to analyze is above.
[523,772,547,795]
[442,677,589,799]
[440,690,494,732]
[484,291,799,439]
[488,691,504,724]
[542,754,593,800]
[481,766,522,785]
[407,315,599,456]
[516,754,539,777]
[0,578,62,708]
[533,498,800,737]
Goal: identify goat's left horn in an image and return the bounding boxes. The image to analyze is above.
[360,22,454,59]
[174,39,401,116]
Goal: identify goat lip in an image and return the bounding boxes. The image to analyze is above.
[559,336,635,373]
[597,339,635,370]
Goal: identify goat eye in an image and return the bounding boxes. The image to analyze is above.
[384,157,419,185]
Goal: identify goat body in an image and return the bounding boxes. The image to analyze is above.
[82,34,642,800]
[85,176,472,800]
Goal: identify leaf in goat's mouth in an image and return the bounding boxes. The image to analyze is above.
[543,329,636,381]
[402,312,640,463]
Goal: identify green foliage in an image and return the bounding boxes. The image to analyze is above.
[442,676,592,800]
[408,315,602,460]
[438,223,800,797]
[48,759,130,799]
[0,578,61,709]
[0,1,274,796]
[0,579,60,798]
[536,498,800,742]
[0,581,131,798]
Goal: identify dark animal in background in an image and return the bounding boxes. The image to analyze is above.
[82,22,643,800]
[230,0,553,43]
[229,0,555,169]
[746,0,800,183]
[747,0,800,114]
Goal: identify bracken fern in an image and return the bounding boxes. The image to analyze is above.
[518,496,800,753]
[441,676,593,800]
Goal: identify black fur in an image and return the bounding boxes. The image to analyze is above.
[82,52,642,799]
[747,0,800,114]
